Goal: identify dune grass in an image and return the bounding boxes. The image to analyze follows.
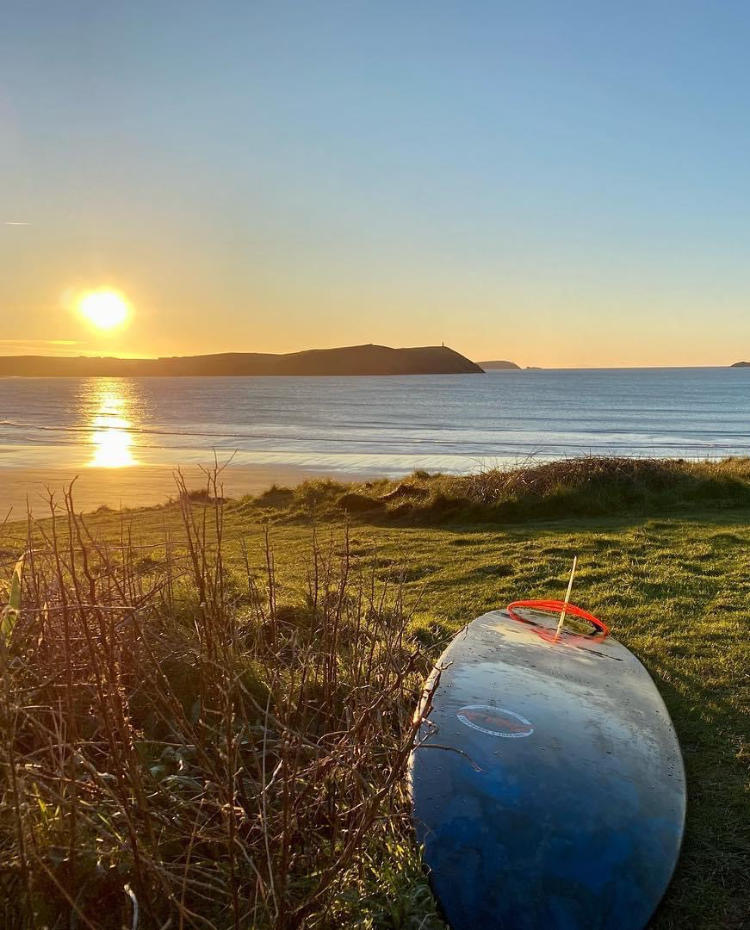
[236,456,750,525]
[0,459,748,929]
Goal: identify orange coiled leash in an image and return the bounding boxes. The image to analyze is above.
[507,556,609,644]
[507,599,610,643]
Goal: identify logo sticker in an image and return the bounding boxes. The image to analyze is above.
[457,705,534,738]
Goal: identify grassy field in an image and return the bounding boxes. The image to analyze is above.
[0,459,748,929]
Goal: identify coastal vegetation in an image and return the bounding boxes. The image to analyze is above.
[0,458,748,929]
[245,455,750,525]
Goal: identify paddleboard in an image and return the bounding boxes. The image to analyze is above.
[409,606,685,930]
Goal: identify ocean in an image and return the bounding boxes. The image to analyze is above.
[1,368,750,477]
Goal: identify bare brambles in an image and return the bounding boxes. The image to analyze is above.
[0,475,443,929]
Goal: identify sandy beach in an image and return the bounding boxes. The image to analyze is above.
[0,462,367,519]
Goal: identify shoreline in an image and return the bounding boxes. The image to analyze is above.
[3,451,749,520]
[0,463,377,518]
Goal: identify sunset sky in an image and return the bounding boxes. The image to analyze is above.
[3,1,750,367]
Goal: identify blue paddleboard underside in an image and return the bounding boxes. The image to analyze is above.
[409,609,685,930]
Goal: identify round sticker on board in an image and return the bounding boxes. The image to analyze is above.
[457,705,534,738]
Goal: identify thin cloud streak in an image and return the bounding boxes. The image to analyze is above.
[0,340,81,355]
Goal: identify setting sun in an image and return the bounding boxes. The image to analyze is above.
[78,289,130,331]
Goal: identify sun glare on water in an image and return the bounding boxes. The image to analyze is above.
[88,383,137,468]
[78,289,130,331]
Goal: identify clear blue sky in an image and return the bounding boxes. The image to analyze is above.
[2,0,750,365]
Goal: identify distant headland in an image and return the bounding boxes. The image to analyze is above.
[730,361,750,367]
[478,359,521,370]
[0,344,484,378]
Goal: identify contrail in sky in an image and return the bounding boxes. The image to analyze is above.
[4,221,31,226]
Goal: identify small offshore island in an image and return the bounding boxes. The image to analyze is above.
[0,343,483,378]
[477,359,521,370]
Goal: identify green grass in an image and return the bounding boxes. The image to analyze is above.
[1,460,748,928]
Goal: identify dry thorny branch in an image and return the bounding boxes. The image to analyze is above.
[0,473,441,930]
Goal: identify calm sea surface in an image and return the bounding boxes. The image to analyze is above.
[1,369,749,476]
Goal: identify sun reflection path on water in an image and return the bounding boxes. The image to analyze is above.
[87,381,137,467]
